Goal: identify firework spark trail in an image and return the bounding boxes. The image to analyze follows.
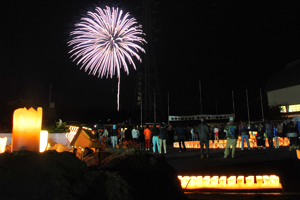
[68,6,146,111]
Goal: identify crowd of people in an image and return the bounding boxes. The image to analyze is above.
[91,117,300,157]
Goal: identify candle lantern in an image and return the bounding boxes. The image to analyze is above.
[256,176,263,185]
[0,137,7,153]
[12,107,43,152]
[202,176,210,186]
[210,176,219,185]
[237,176,244,186]
[246,176,254,186]
[40,130,48,152]
[189,176,202,189]
[219,176,227,186]
[227,176,236,185]
[263,175,270,186]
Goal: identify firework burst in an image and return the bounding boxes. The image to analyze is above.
[68,6,146,111]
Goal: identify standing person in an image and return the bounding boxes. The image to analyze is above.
[110,124,119,148]
[257,123,266,149]
[224,117,237,158]
[144,125,151,150]
[193,125,199,141]
[265,121,274,149]
[168,125,174,145]
[159,124,168,154]
[190,127,195,141]
[125,125,132,141]
[176,123,186,152]
[139,125,145,150]
[277,123,283,137]
[103,126,110,147]
[151,124,160,153]
[240,122,250,150]
[120,127,126,143]
[131,125,140,144]
[219,125,225,139]
[273,123,279,148]
[214,125,219,141]
[197,118,210,158]
[286,121,298,151]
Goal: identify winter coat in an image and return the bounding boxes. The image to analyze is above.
[197,122,209,139]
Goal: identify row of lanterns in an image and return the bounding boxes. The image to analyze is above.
[174,137,290,149]
[178,175,282,190]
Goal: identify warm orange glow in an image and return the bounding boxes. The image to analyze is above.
[297,150,300,159]
[174,137,290,149]
[178,175,282,190]
[256,176,263,185]
[39,130,48,152]
[237,176,244,186]
[189,176,202,189]
[227,176,236,185]
[246,176,254,186]
[0,137,7,153]
[12,107,43,152]
[210,176,219,185]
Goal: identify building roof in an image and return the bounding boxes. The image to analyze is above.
[266,59,300,92]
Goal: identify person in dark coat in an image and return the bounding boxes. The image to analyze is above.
[176,123,186,152]
[159,124,168,153]
[197,118,210,158]
[125,125,132,141]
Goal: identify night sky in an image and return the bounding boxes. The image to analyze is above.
[1,0,300,125]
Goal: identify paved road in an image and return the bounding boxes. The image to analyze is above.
[159,145,300,199]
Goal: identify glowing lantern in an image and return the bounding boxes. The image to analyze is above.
[297,150,300,159]
[0,137,7,153]
[237,176,244,186]
[270,175,280,186]
[219,176,227,186]
[210,176,219,186]
[256,176,263,185]
[246,176,254,186]
[12,107,43,152]
[189,176,202,189]
[263,175,270,186]
[227,176,236,185]
[212,143,217,148]
[178,176,189,189]
[178,175,282,190]
[39,130,48,152]
[202,176,210,186]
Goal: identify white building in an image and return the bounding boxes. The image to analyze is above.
[266,59,300,117]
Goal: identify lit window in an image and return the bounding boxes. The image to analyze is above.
[280,106,287,113]
[288,104,300,112]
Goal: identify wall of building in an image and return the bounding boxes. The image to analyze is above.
[267,85,300,106]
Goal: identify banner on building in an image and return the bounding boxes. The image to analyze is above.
[168,114,235,121]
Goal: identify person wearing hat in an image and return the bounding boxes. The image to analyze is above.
[224,116,237,158]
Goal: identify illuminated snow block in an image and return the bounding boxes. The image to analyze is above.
[69,126,99,148]
[12,107,42,152]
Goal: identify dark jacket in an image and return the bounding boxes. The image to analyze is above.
[176,126,185,139]
[197,122,209,139]
[240,123,248,136]
[159,127,167,139]
[265,123,273,137]
[111,128,118,136]
[151,126,159,136]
